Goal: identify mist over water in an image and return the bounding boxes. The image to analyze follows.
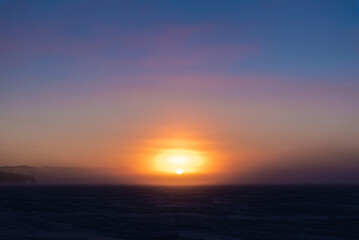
[1,1,358,239]
[1,185,358,240]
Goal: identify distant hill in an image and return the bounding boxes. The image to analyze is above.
[0,170,36,184]
[0,166,130,184]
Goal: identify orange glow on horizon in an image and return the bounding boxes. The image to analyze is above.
[131,126,225,184]
[154,149,205,174]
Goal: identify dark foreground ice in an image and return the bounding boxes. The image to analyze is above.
[0,185,358,240]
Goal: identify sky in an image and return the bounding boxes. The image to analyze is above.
[0,0,358,184]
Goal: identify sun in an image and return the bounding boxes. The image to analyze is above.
[154,149,204,174]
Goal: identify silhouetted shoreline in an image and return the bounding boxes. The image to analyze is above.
[0,170,36,184]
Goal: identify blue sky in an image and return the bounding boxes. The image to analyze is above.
[0,0,358,183]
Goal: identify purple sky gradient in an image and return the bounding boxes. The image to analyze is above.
[0,0,358,183]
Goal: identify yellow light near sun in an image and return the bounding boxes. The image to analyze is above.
[155,149,205,174]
